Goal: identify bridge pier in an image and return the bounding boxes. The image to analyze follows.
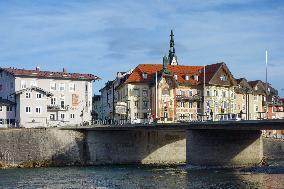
[186,130,263,167]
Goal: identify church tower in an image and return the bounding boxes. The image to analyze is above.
[168,30,178,65]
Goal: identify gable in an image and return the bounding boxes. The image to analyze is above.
[209,64,236,86]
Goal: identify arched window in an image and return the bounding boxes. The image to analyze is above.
[162,88,170,96]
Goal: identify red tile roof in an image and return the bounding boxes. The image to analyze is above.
[0,67,99,80]
[125,64,207,85]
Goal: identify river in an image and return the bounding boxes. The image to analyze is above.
[0,162,283,189]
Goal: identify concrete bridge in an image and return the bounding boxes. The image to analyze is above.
[62,120,284,167]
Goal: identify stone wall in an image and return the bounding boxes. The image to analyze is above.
[263,137,284,160]
[86,130,186,165]
[0,128,186,167]
[0,128,85,166]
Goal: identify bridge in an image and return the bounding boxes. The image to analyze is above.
[62,120,284,167]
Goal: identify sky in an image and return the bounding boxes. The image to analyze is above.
[0,0,283,96]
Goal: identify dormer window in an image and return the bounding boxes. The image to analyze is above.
[255,86,258,90]
[142,73,148,79]
[194,75,198,81]
[220,75,227,81]
[174,74,178,80]
[185,74,189,81]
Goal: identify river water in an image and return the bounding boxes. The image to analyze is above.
[0,162,283,189]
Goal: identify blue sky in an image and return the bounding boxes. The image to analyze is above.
[0,0,283,96]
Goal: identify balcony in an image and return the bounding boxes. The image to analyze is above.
[47,105,69,111]
[176,94,202,101]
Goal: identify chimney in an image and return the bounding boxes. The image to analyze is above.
[36,67,40,71]
[63,68,67,73]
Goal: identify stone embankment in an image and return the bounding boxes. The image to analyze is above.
[263,137,284,160]
[0,128,86,168]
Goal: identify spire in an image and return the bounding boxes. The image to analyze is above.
[168,30,178,65]
[170,30,174,48]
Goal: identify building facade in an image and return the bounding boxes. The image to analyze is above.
[0,67,98,128]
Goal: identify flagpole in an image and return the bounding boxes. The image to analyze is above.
[155,71,158,119]
[265,50,268,119]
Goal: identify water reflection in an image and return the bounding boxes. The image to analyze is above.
[0,164,283,189]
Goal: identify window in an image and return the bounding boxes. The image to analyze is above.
[194,75,198,81]
[223,101,227,109]
[214,90,218,96]
[133,89,140,96]
[142,89,148,97]
[61,100,65,109]
[50,114,55,121]
[35,107,41,114]
[70,114,75,119]
[51,97,56,105]
[85,83,88,92]
[220,75,227,81]
[0,119,3,125]
[185,75,189,80]
[142,73,148,79]
[0,84,2,91]
[207,90,210,96]
[197,102,201,109]
[179,114,186,120]
[189,90,193,96]
[164,112,168,118]
[7,106,12,112]
[60,113,65,120]
[69,83,75,91]
[26,92,31,99]
[134,113,139,119]
[143,113,148,119]
[142,101,148,109]
[30,80,37,87]
[134,101,139,108]
[222,91,226,98]
[254,95,257,101]
[50,82,56,90]
[180,101,185,108]
[174,74,178,80]
[59,83,65,91]
[255,105,259,112]
[189,113,193,120]
[0,106,2,111]
[25,106,31,113]
[36,93,42,99]
[189,102,193,108]
[21,80,26,89]
[162,88,170,96]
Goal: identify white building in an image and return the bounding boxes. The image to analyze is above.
[0,67,98,128]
